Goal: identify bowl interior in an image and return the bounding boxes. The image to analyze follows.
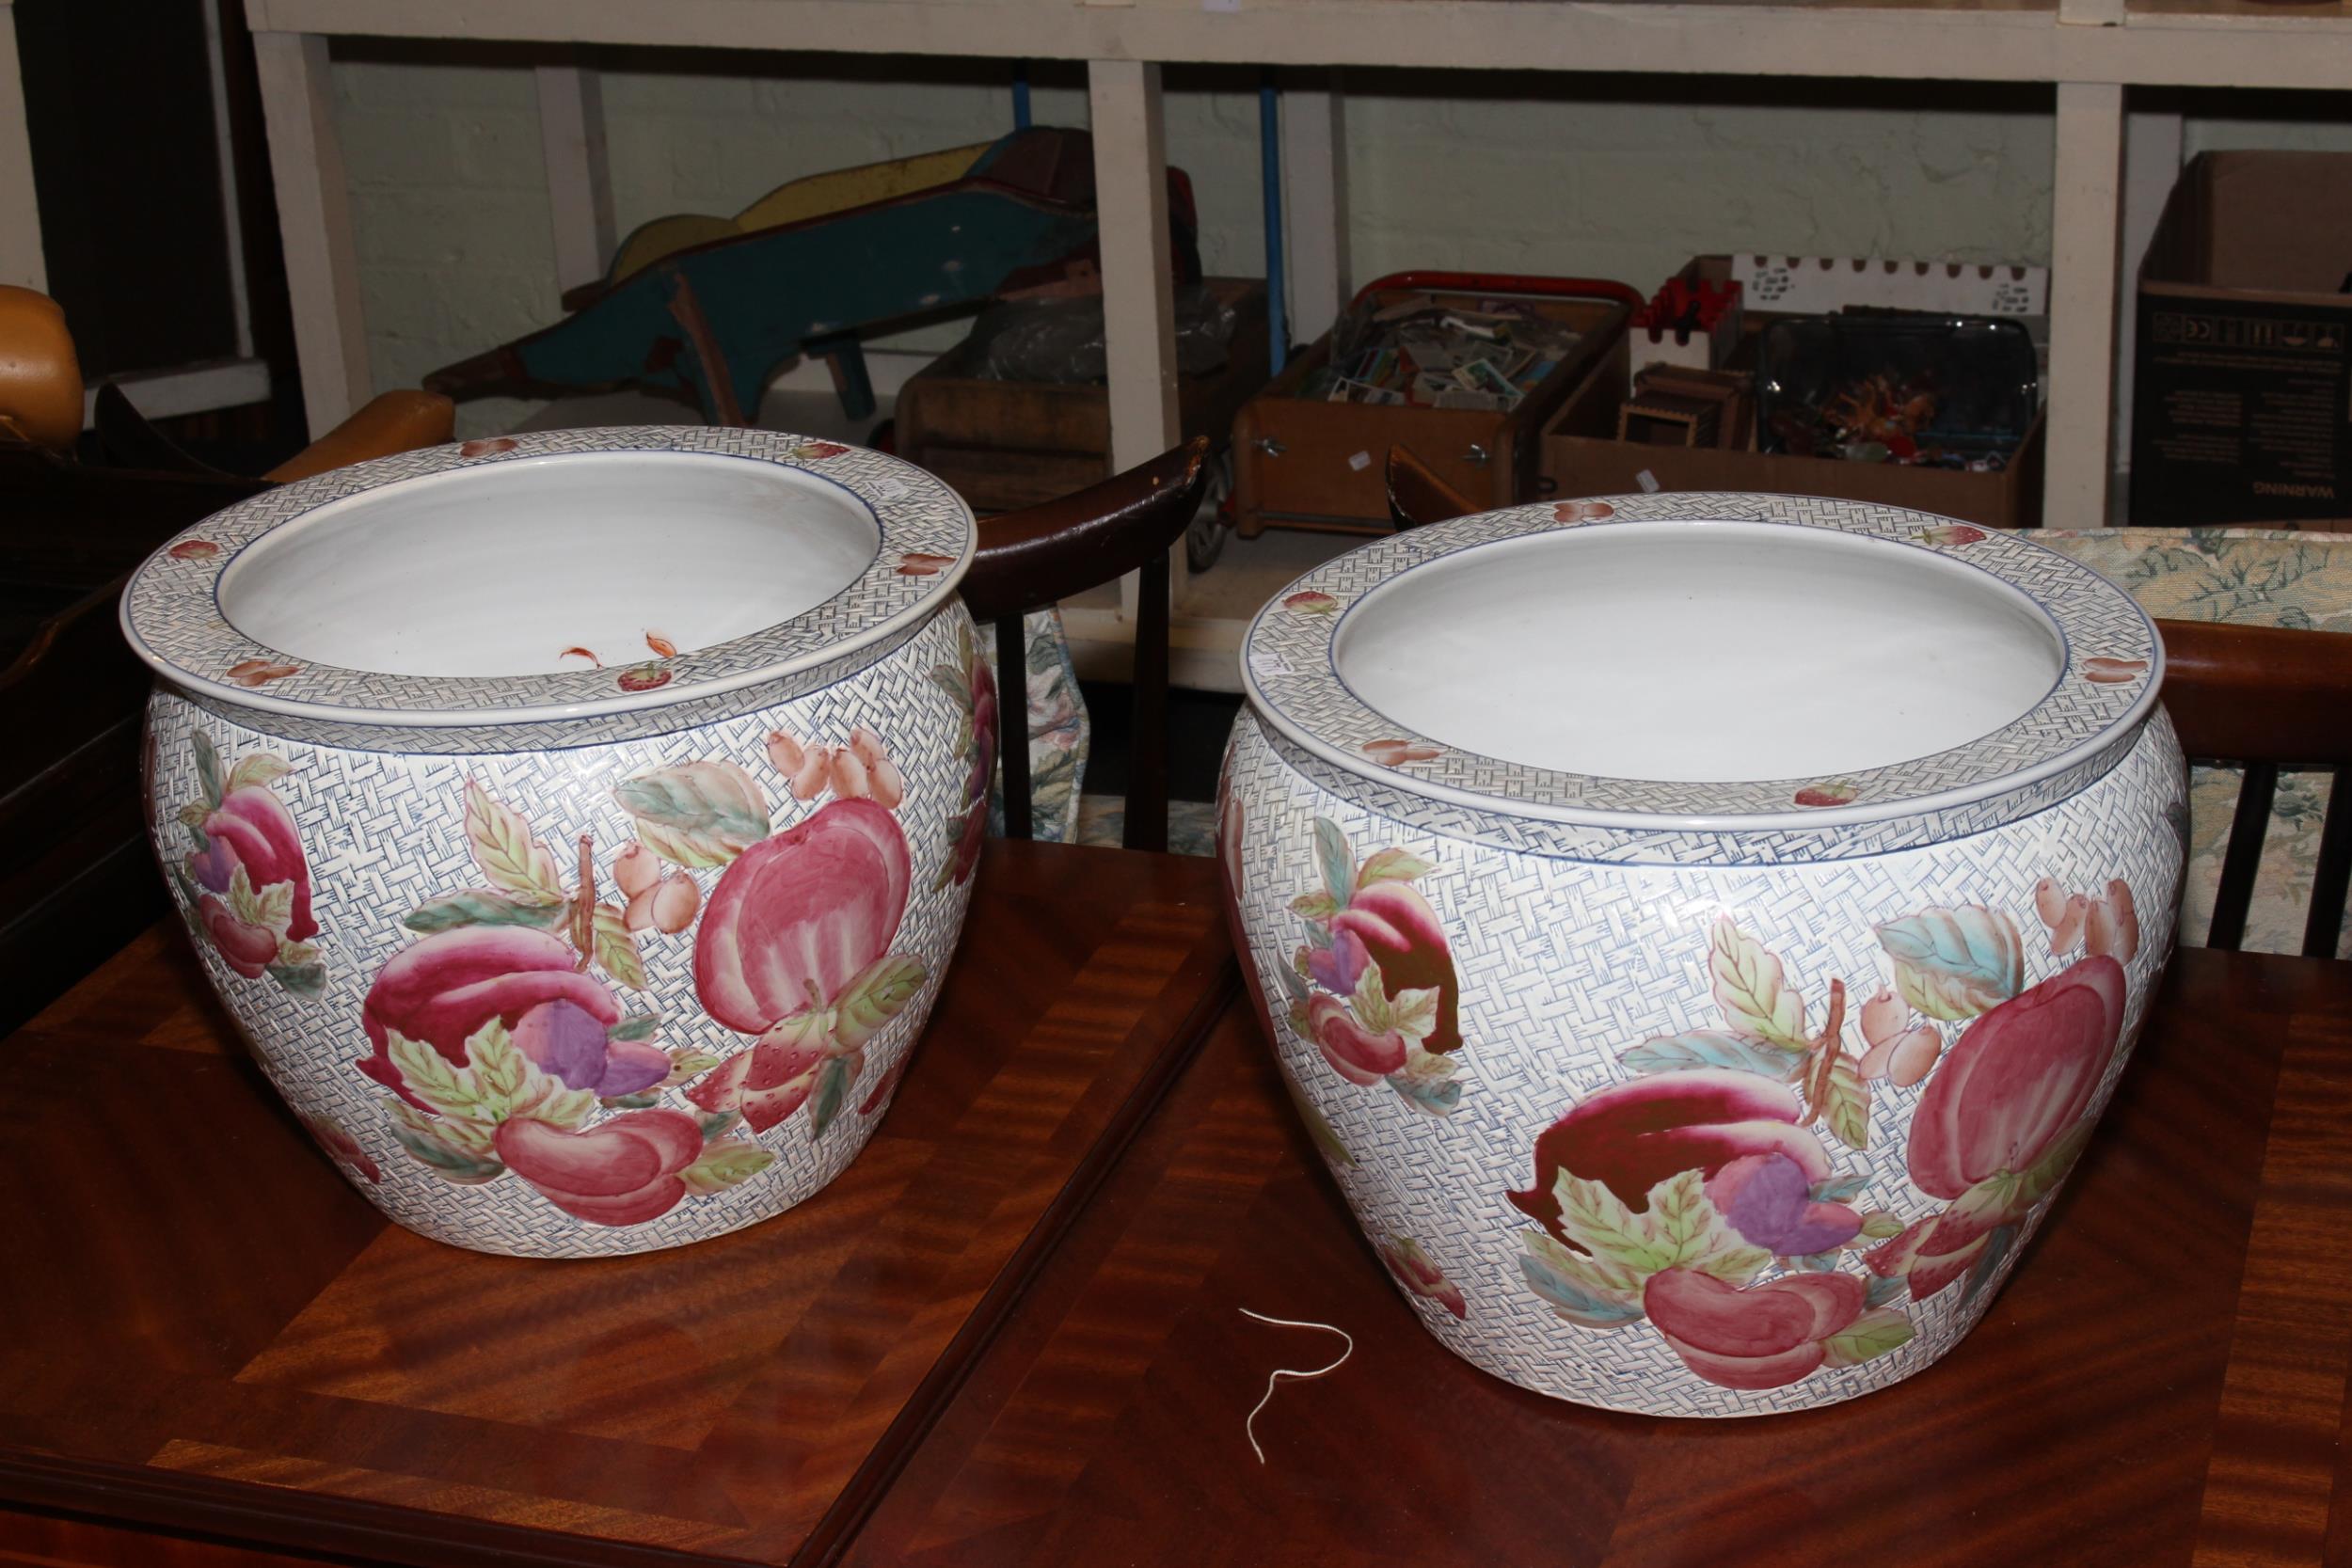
[1332,520,2065,784]
[218,451,881,679]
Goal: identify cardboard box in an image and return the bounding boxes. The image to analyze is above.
[1232,276,1631,536]
[1541,410,2044,531]
[2129,151,2352,527]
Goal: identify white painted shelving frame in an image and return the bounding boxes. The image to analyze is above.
[204,0,2352,670]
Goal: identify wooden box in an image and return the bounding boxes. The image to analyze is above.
[894,277,1269,514]
[1231,273,1634,536]
[1542,406,2046,531]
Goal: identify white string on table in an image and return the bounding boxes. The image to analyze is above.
[1237,1307,1355,1465]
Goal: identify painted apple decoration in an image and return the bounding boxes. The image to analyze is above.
[693,797,912,1035]
[494,1109,704,1225]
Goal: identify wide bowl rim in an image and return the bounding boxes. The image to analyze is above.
[1238,493,2165,832]
[119,427,976,729]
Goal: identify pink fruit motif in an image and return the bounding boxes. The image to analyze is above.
[1509,1069,1859,1255]
[693,798,912,1036]
[494,1109,703,1226]
[1643,1267,1866,1390]
[1327,880,1461,1055]
[1377,1237,1469,1320]
[1915,524,1987,546]
[458,437,517,458]
[2083,657,2149,685]
[894,551,957,577]
[1881,954,2127,1300]
[224,658,301,688]
[358,926,665,1102]
[616,664,672,692]
[1553,500,1613,522]
[1792,781,1858,809]
[199,898,284,978]
[167,539,220,561]
[1282,590,1339,614]
[188,784,318,943]
[1361,737,1445,767]
[301,1116,382,1184]
[1305,991,1407,1085]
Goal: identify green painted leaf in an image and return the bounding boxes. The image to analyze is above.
[1312,817,1354,911]
[1708,918,1807,1051]
[609,1012,660,1042]
[404,888,572,934]
[1874,906,2024,1021]
[833,953,927,1050]
[1290,890,1340,920]
[388,1028,505,1123]
[600,1090,660,1110]
[1646,1168,1772,1282]
[929,663,972,707]
[612,760,771,867]
[224,753,292,794]
[1858,1211,1905,1240]
[661,1051,723,1086]
[1518,1235,1645,1327]
[467,1019,528,1105]
[1787,1250,1840,1273]
[175,801,211,831]
[592,903,647,990]
[809,1055,851,1138]
[1865,1274,1910,1308]
[1622,1029,1806,1081]
[1354,847,1433,891]
[1821,1306,1916,1368]
[696,1108,740,1140]
[2013,1122,2094,1212]
[679,1138,776,1196]
[1821,1052,1871,1151]
[267,959,326,997]
[1813,1174,1870,1204]
[225,864,291,934]
[1555,1173,1676,1275]
[382,1099,504,1182]
[1387,985,1440,1045]
[1960,1224,2020,1311]
[1389,1045,1462,1116]
[463,782,567,902]
[191,729,223,808]
[1349,955,1392,1034]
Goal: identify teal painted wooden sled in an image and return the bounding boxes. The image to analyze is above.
[427,128,1200,425]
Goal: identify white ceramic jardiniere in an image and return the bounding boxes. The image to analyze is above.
[1216,493,2185,1416]
[121,428,993,1259]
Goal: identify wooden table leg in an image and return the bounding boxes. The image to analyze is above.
[251,30,370,441]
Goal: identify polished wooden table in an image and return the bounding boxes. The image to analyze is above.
[6,844,2350,1567]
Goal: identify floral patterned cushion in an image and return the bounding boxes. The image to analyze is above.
[2036,528,2352,958]
[980,607,1089,844]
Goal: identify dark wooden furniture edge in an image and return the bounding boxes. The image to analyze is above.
[0,935,1241,1568]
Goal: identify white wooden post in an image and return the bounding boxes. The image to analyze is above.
[0,2,43,291]
[1089,59,1181,626]
[534,63,616,295]
[2046,81,2126,530]
[253,30,370,437]
[2113,101,2184,494]
[1279,75,1349,346]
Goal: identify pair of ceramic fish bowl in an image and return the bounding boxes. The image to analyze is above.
[125,429,2180,1418]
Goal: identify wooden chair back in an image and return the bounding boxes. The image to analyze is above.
[1383,444,2352,958]
[2157,620,2352,958]
[959,436,1212,853]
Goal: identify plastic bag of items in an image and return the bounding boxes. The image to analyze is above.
[962,284,1239,384]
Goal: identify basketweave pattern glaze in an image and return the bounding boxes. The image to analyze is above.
[1245,493,2160,824]
[121,427,972,734]
[145,607,980,1259]
[1222,707,2187,1415]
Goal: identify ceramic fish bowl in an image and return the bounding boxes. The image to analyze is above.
[121,428,991,1258]
[1217,493,2185,1416]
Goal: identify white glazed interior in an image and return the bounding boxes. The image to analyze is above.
[218,452,881,679]
[1334,520,2064,783]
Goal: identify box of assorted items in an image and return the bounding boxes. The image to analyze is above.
[1231,272,1638,536]
[2130,150,2352,528]
[895,277,1269,515]
[1547,254,2048,530]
